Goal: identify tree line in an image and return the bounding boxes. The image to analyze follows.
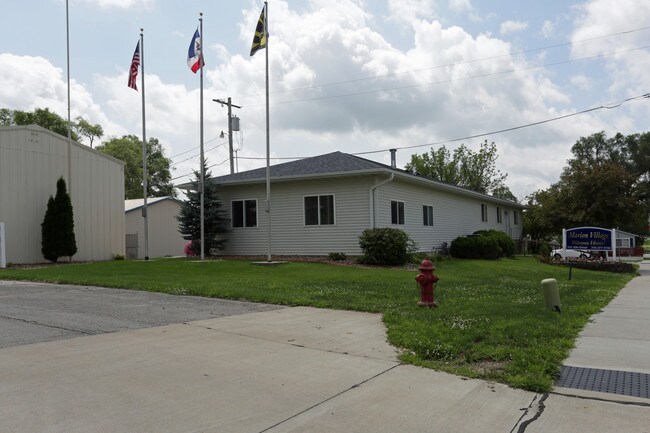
[525,131,650,241]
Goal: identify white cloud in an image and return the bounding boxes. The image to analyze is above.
[570,74,591,90]
[448,0,482,22]
[541,20,555,38]
[3,1,627,199]
[571,0,650,131]
[387,0,437,25]
[499,20,528,35]
[0,54,123,143]
[74,0,154,10]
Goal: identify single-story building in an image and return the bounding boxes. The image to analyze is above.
[0,125,125,264]
[125,196,186,259]
[192,151,524,257]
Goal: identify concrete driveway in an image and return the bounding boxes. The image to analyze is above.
[1,280,648,432]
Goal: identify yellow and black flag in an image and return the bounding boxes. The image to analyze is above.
[250,4,267,57]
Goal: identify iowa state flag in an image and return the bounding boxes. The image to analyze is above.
[187,27,204,73]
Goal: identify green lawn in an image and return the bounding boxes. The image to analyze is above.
[0,256,634,392]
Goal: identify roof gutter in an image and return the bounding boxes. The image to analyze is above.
[369,172,394,228]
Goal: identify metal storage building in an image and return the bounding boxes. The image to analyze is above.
[0,125,125,264]
[125,197,186,259]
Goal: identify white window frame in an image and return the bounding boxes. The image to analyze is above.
[303,194,336,226]
[423,204,434,227]
[231,199,258,228]
[513,210,519,225]
[391,200,405,225]
[496,206,502,224]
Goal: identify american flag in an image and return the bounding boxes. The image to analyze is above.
[128,41,140,90]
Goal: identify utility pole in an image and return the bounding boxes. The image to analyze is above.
[213,98,241,174]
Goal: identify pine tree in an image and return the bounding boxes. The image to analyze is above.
[55,177,77,259]
[41,196,59,262]
[41,177,77,262]
[177,164,228,256]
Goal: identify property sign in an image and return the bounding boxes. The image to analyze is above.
[565,227,613,251]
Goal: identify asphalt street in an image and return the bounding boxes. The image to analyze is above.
[0,280,283,348]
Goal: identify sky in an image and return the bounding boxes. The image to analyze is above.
[1,0,649,201]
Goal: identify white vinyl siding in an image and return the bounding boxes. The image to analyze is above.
[217,176,372,256]
[376,180,521,252]
[0,125,125,264]
[214,173,524,257]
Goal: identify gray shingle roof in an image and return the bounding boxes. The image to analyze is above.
[211,151,388,183]
[195,150,523,208]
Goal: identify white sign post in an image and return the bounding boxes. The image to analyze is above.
[0,222,6,268]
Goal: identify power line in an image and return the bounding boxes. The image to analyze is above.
[262,44,650,107]
[171,157,231,182]
[170,140,227,168]
[168,135,226,160]
[352,93,650,155]
[197,92,649,166]
[240,25,650,100]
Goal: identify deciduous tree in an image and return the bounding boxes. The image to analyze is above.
[406,140,515,200]
[96,135,175,199]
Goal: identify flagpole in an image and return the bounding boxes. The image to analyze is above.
[65,0,72,193]
[140,28,149,261]
[199,12,205,262]
[264,1,271,262]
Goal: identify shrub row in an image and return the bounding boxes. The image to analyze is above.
[450,230,515,260]
[550,260,636,274]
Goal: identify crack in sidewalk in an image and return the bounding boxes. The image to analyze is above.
[510,393,549,433]
[255,364,402,433]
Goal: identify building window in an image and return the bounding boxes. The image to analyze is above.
[496,207,502,224]
[513,211,519,225]
[232,199,257,228]
[391,200,405,225]
[304,195,335,226]
[423,205,434,226]
[481,203,488,222]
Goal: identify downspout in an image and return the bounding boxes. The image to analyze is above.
[369,173,395,228]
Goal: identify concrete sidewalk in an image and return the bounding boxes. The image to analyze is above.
[2,305,649,432]
[555,261,650,403]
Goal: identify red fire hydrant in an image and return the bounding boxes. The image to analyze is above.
[416,258,439,308]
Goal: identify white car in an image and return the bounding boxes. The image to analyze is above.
[551,248,589,260]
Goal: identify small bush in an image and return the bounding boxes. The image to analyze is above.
[473,230,515,257]
[358,228,418,266]
[112,254,125,261]
[450,235,499,260]
[328,252,347,261]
